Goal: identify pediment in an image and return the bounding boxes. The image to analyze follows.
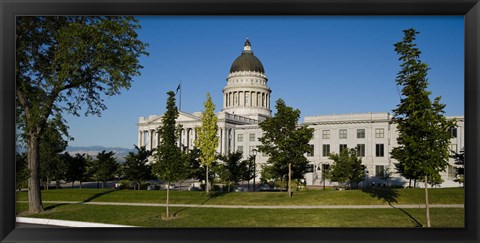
[145,111,200,125]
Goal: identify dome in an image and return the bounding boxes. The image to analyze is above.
[229,39,265,74]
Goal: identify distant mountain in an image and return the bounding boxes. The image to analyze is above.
[16,145,134,163]
[66,146,134,163]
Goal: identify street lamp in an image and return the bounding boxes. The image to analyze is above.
[252,149,258,192]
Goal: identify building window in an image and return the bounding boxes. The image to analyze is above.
[357,129,365,139]
[375,165,385,177]
[322,144,330,157]
[375,128,384,138]
[322,130,330,139]
[451,127,457,138]
[340,144,348,153]
[376,144,384,157]
[307,144,314,157]
[249,133,256,142]
[339,129,347,139]
[237,146,243,153]
[237,134,243,142]
[356,144,365,157]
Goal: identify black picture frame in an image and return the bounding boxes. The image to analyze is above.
[1,0,479,242]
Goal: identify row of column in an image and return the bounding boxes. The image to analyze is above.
[138,127,198,151]
[224,91,269,109]
[138,129,159,151]
[218,127,234,155]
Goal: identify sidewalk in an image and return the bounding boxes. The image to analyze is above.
[17,200,464,209]
[17,217,137,227]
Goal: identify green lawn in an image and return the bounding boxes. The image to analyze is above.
[16,187,464,205]
[16,187,464,227]
[16,203,464,227]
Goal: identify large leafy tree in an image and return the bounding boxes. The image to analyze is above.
[153,91,186,218]
[391,28,455,227]
[328,148,365,189]
[194,93,219,193]
[258,99,314,196]
[123,145,154,190]
[16,16,148,213]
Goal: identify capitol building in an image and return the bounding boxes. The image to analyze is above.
[138,39,464,188]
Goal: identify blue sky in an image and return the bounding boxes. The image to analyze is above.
[64,16,464,149]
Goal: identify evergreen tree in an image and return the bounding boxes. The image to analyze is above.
[217,151,248,192]
[39,120,69,190]
[123,145,154,190]
[16,152,29,191]
[153,91,186,218]
[327,148,365,189]
[257,99,314,196]
[451,148,464,185]
[391,28,456,227]
[92,150,119,189]
[16,16,148,213]
[194,93,219,193]
[64,153,89,189]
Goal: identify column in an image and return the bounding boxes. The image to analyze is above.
[146,130,151,150]
[138,130,142,147]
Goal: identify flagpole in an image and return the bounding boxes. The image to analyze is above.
[179,81,182,111]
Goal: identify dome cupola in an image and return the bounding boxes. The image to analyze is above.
[229,38,265,74]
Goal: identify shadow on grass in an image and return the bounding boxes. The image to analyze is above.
[361,187,422,227]
[361,187,399,204]
[174,191,229,217]
[82,189,117,203]
[388,202,423,227]
[44,203,70,211]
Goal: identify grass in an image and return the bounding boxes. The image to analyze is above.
[16,187,464,206]
[16,203,464,227]
[16,187,464,227]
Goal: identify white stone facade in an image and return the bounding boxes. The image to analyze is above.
[137,39,465,188]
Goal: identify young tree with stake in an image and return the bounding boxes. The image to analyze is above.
[391,28,455,227]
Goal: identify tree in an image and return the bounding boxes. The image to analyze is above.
[451,148,464,185]
[39,121,69,190]
[64,153,89,189]
[16,16,148,213]
[217,151,248,192]
[123,145,154,190]
[16,152,29,191]
[91,150,119,189]
[194,93,219,193]
[391,28,455,227]
[152,91,186,218]
[257,99,314,197]
[328,148,365,189]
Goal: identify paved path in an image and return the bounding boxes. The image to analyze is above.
[17,201,464,209]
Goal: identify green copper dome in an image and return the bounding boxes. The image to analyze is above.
[229,39,265,74]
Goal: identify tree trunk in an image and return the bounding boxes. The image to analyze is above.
[409,179,411,188]
[288,163,292,197]
[424,175,431,227]
[80,181,82,189]
[205,166,209,193]
[166,183,170,218]
[27,134,44,213]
